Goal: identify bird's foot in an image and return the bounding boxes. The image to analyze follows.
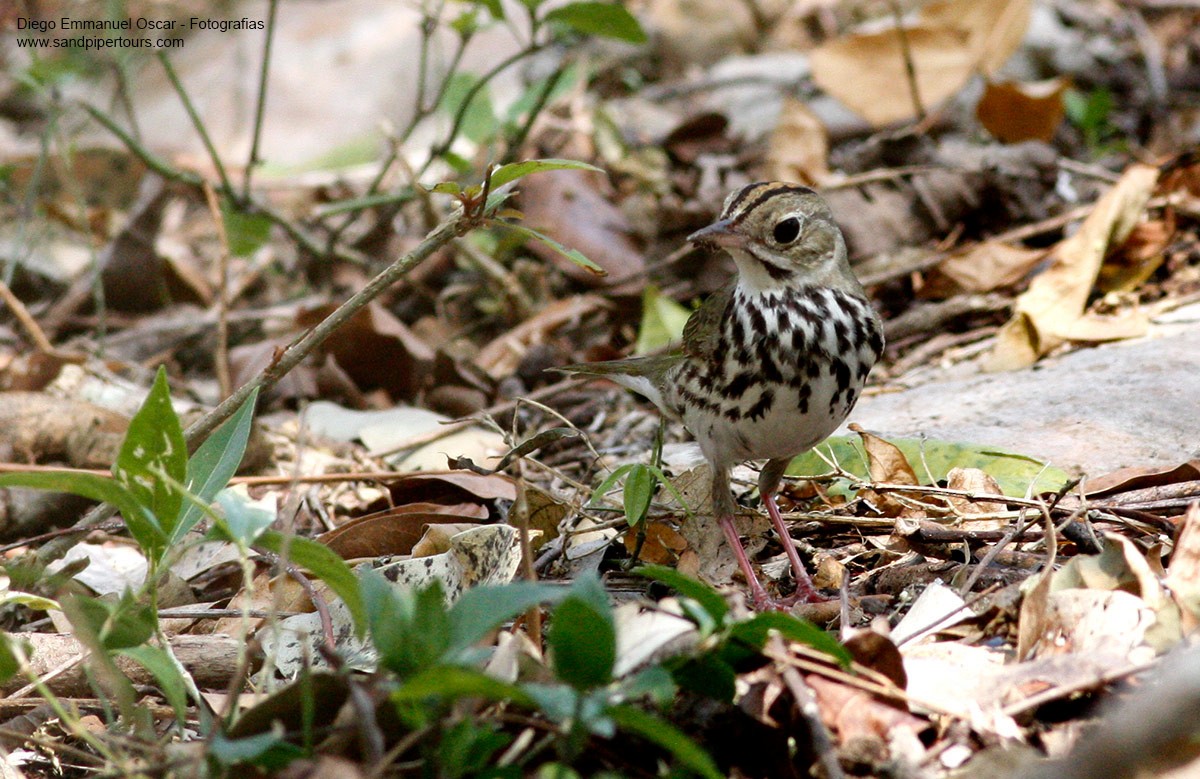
[750,586,828,612]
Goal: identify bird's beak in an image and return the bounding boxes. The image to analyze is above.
[687,218,747,249]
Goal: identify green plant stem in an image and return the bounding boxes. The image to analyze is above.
[421,41,548,177]
[80,103,203,187]
[501,63,568,165]
[156,51,238,201]
[243,0,280,201]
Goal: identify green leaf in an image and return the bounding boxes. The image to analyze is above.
[505,65,581,124]
[119,644,191,723]
[0,471,162,553]
[221,206,273,257]
[175,388,258,544]
[619,664,676,707]
[474,0,505,20]
[522,682,581,723]
[606,704,721,779]
[450,7,480,35]
[361,572,450,677]
[787,436,1070,498]
[544,2,648,43]
[257,531,366,638]
[633,565,728,625]
[622,464,654,527]
[448,581,569,655]
[209,729,304,769]
[439,72,499,145]
[114,367,188,554]
[488,158,602,191]
[65,592,157,652]
[727,612,851,667]
[670,653,736,702]
[548,575,615,690]
[635,285,690,355]
[497,221,605,275]
[391,665,535,708]
[211,490,275,546]
[0,634,26,685]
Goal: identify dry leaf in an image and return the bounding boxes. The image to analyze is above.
[976,77,1068,143]
[411,523,486,557]
[387,470,517,504]
[317,502,489,559]
[297,302,434,401]
[1097,216,1176,293]
[518,169,644,289]
[921,0,1033,74]
[810,0,1031,126]
[849,424,922,517]
[811,26,974,127]
[1166,502,1200,633]
[475,294,607,379]
[764,97,829,185]
[624,520,688,564]
[988,164,1159,371]
[932,240,1046,294]
[944,467,1008,517]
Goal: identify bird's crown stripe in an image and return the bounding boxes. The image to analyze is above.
[722,182,817,223]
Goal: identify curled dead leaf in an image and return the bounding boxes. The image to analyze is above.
[976,77,1068,143]
[988,164,1159,371]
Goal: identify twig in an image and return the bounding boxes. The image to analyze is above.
[772,636,846,779]
[202,182,234,399]
[243,0,279,201]
[887,0,925,122]
[156,51,236,200]
[0,278,55,353]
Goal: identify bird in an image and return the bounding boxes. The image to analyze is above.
[562,182,884,609]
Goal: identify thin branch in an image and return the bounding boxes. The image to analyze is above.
[243,0,280,201]
[887,0,925,121]
[156,51,237,200]
[202,182,234,399]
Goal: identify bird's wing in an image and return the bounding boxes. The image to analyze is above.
[682,278,735,362]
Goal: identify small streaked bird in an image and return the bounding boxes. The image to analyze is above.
[563,182,884,609]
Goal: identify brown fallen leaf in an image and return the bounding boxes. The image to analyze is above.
[929,240,1047,295]
[849,424,923,518]
[297,301,434,401]
[976,77,1068,143]
[1097,214,1176,293]
[1166,502,1200,633]
[810,0,1032,126]
[1081,460,1200,499]
[764,97,829,185]
[317,501,489,559]
[518,169,644,290]
[625,519,688,565]
[944,467,1007,518]
[988,163,1159,371]
[474,294,608,380]
[386,470,518,505]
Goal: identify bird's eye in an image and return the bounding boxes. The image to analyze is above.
[773,216,801,244]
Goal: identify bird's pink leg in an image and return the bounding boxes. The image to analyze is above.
[718,513,774,609]
[760,458,825,604]
[761,490,823,603]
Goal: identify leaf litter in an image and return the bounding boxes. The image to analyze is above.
[2,0,1200,776]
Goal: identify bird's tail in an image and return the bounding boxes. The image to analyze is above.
[554,355,680,418]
